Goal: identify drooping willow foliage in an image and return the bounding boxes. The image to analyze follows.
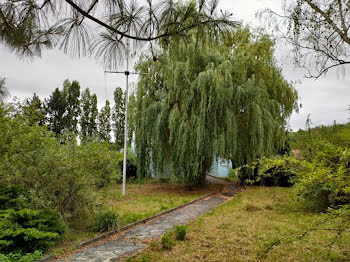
[136,27,298,184]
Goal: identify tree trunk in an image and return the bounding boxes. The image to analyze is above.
[194,159,210,187]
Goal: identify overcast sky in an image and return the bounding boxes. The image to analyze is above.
[1,0,349,130]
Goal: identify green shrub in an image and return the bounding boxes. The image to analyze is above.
[81,142,120,188]
[173,225,187,240]
[226,168,239,182]
[0,251,42,262]
[237,159,295,187]
[161,232,175,249]
[294,141,350,212]
[0,114,92,222]
[0,185,66,253]
[96,210,119,232]
[0,105,121,224]
[295,165,350,212]
[0,184,27,210]
[0,207,64,253]
[160,225,187,249]
[256,140,350,212]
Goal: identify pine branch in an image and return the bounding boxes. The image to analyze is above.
[64,0,237,42]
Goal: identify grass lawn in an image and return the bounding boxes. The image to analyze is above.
[128,187,350,262]
[50,180,222,256]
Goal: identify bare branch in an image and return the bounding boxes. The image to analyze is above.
[304,0,350,45]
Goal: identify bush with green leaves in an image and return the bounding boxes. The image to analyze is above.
[161,231,175,249]
[0,209,66,253]
[173,225,187,240]
[160,225,187,249]
[0,108,90,221]
[0,184,65,254]
[95,210,119,232]
[237,159,295,187]
[257,140,350,212]
[290,123,350,160]
[0,184,27,210]
[0,104,121,224]
[293,141,350,212]
[0,251,42,262]
[81,142,120,188]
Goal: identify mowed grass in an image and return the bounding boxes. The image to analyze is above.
[51,180,221,256]
[128,187,350,262]
[96,181,222,226]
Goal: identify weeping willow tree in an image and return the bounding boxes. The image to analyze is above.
[135,27,299,185]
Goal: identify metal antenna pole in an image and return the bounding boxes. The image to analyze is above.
[122,39,130,196]
[104,43,149,196]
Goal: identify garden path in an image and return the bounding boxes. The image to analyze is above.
[58,176,240,262]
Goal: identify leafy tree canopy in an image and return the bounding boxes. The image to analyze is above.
[80,88,98,143]
[21,93,46,126]
[112,87,125,148]
[63,79,81,134]
[135,27,299,184]
[98,99,112,143]
[46,87,67,136]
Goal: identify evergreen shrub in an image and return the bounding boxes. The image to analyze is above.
[0,185,65,254]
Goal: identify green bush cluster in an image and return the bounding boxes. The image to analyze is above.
[258,141,350,213]
[0,102,140,258]
[290,123,350,160]
[0,184,65,257]
[161,225,187,249]
[236,161,295,187]
[293,141,350,212]
[161,232,175,249]
[238,122,350,214]
[0,251,42,262]
[0,104,121,223]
